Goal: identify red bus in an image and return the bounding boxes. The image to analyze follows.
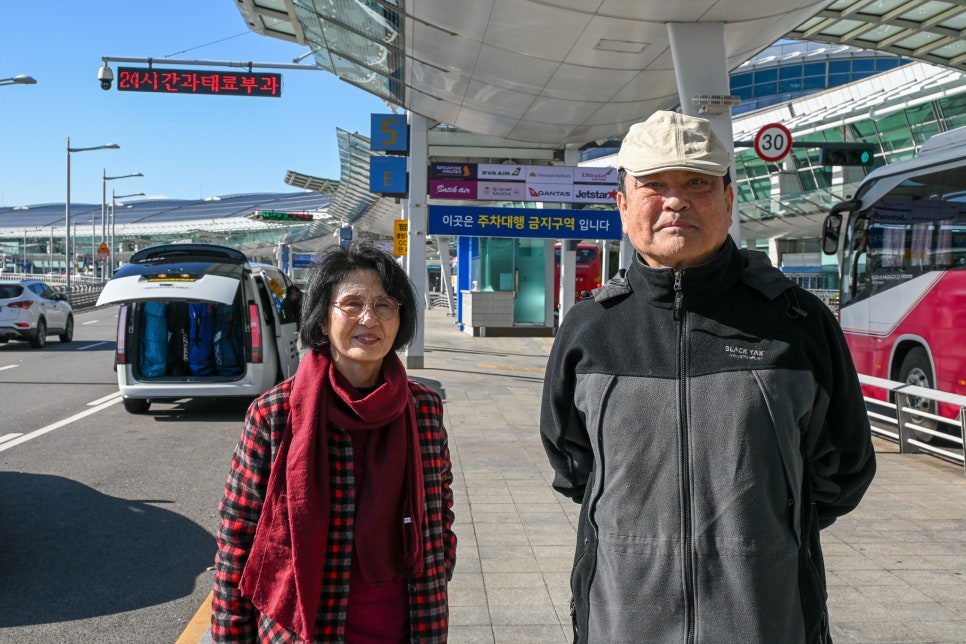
[553,243,602,308]
[822,126,966,437]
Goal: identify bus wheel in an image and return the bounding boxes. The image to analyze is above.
[898,348,940,442]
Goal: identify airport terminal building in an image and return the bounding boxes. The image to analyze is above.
[3,40,966,307]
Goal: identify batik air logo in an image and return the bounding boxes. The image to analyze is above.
[724,344,765,361]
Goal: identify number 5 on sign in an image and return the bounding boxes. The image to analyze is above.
[754,123,793,163]
[371,114,409,153]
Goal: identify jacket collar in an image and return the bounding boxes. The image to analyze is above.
[624,237,743,309]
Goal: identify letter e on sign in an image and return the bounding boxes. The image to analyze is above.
[754,123,793,163]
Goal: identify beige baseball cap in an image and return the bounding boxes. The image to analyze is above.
[616,110,731,177]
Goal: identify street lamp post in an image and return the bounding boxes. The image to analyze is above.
[0,74,37,86]
[102,170,142,279]
[110,191,145,277]
[66,138,118,295]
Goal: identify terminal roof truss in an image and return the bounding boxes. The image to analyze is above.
[233,0,838,144]
[787,0,966,72]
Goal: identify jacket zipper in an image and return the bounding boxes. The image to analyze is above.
[674,270,696,644]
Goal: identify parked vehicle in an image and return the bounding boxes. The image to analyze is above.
[96,244,300,414]
[821,125,966,438]
[553,242,602,308]
[0,279,74,348]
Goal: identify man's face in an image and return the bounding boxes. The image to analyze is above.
[616,169,734,270]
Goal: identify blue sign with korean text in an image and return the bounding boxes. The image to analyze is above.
[292,253,315,268]
[428,205,621,240]
[370,113,409,153]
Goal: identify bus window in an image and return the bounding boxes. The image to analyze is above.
[829,125,966,436]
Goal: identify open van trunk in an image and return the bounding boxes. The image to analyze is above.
[97,247,254,385]
[124,295,250,382]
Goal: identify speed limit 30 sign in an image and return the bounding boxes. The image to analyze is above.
[754,123,793,162]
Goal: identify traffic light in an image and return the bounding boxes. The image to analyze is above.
[819,142,875,167]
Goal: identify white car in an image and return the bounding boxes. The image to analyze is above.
[0,279,74,348]
[96,244,301,414]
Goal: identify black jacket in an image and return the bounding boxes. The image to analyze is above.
[540,238,876,643]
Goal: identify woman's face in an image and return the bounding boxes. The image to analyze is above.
[324,268,401,388]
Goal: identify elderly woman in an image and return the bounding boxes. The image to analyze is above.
[212,241,456,643]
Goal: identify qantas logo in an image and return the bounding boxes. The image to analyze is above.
[528,187,571,198]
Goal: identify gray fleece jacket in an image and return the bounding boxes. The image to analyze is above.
[540,238,875,644]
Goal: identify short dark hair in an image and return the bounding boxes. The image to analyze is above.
[617,166,732,195]
[300,241,418,352]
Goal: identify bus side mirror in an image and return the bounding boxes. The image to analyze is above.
[822,214,842,255]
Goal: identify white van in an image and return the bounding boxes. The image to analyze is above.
[96,244,301,413]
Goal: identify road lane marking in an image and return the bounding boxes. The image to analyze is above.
[82,320,99,325]
[0,433,24,445]
[175,590,213,644]
[0,364,18,372]
[0,396,123,453]
[78,341,111,351]
[476,362,545,373]
[89,392,122,406]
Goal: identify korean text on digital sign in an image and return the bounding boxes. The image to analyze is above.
[116,67,282,97]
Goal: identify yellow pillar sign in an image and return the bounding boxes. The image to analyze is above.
[394,219,409,256]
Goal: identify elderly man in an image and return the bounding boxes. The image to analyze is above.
[540,111,875,643]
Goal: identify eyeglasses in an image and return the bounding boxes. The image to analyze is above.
[331,295,401,320]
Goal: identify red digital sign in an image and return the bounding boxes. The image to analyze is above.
[116,67,282,97]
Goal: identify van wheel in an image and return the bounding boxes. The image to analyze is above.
[897,348,940,442]
[123,398,151,414]
[30,319,47,349]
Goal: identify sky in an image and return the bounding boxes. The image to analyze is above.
[0,1,389,208]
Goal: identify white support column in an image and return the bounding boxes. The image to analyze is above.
[405,111,429,369]
[436,235,456,316]
[667,22,740,245]
[558,147,581,324]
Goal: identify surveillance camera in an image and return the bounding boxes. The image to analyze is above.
[98,64,114,91]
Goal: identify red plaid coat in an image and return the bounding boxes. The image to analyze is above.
[212,377,457,643]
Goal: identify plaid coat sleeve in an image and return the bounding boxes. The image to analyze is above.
[211,380,292,643]
[408,380,458,642]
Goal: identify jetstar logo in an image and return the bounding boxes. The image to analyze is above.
[574,188,617,200]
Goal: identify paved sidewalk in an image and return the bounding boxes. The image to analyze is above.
[199,305,966,643]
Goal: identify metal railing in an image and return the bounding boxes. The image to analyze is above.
[859,374,966,474]
[0,271,105,310]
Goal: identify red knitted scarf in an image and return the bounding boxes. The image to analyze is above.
[239,346,425,640]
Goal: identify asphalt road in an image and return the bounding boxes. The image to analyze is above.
[0,305,249,644]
